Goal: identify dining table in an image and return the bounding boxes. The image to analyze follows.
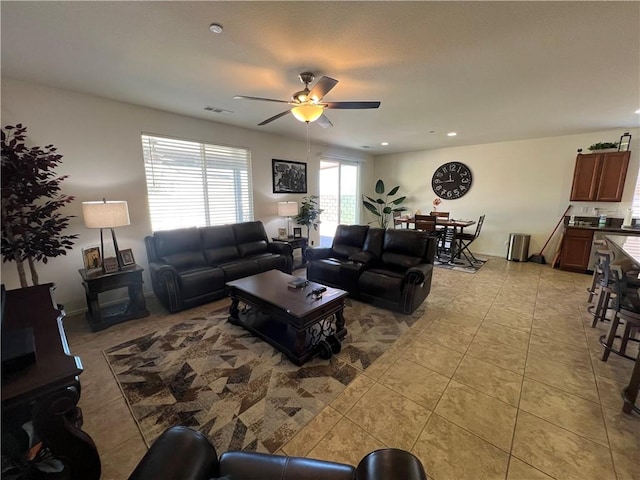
[395,216,476,266]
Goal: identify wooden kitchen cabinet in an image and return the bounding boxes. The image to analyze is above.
[559,227,594,273]
[570,151,630,202]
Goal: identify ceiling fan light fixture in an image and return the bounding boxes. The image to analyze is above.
[291,104,323,123]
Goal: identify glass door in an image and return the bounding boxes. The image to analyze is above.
[319,160,360,247]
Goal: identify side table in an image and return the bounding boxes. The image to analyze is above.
[79,265,150,332]
[273,236,308,270]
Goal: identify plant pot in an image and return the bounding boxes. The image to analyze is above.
[588,148,618,153]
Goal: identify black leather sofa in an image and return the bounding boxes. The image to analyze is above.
[306,225,436,314]
[145,221,293,313]
[128,425,428,480]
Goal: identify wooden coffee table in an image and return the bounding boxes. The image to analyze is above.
[225,270,348,365]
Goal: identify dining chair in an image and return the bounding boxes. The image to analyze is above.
[413,214,436,232]
[456,215,485,265]
[393,210,403,229]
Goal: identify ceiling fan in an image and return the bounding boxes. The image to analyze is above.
[233,72,381,128]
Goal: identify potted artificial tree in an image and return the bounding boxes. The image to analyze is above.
[1,124,77,287]
[294,195,323,239]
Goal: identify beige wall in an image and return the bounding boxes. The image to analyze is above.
[371,129,640,258]
[1,78,372,312]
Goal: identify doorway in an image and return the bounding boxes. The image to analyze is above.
[319,160,360,247]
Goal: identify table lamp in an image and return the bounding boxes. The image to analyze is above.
[82,199,130,271]
[277,201,298,237]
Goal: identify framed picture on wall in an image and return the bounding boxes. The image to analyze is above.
[272,159,307,194]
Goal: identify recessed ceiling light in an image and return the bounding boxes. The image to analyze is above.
[209,23,223,34]
[381,142,389,146]
[447,132,457,137]
[635,109,640,114]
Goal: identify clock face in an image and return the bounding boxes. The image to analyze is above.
[432,162,473,199]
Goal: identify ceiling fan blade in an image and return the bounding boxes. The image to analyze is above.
[316,114,333,129]
[324,101,381,109]
[234,95,289,104]
[258,110,291,126]
[309,76,338,102]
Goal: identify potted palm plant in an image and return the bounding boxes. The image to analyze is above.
[363,179,407,228]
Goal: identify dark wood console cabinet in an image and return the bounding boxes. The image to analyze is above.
[1,284,101,480]
[570,151,630,202]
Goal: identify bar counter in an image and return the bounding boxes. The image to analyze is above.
[605,235,640,415]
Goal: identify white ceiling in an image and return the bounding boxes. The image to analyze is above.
[2,1,639,154]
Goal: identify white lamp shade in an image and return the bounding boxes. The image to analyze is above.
[82,201,130,228]
[291,104,323,123]
[277,201,298,217]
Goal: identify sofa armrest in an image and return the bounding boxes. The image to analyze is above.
[404,263,433,285]
[349,251,377,265]
[148,262,183,313]
[306,247,333,261]
[268,240,294,256]
[128,426,219,480]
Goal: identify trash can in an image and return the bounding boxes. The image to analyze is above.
[507,233,530,262]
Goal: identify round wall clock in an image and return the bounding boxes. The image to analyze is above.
[431,161,473,199]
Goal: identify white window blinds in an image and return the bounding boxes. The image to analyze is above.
[141,134,253,232]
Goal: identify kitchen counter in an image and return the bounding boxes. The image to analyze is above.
[565,225,640,235]
[605,235,640,266]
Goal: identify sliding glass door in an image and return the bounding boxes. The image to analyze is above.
[319,160,360,247]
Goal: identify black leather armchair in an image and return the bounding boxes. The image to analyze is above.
[128,426,428,480]
[145,221,293,313]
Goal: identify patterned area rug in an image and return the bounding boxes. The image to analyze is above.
[434,257,487,274]
[104,300,423,454]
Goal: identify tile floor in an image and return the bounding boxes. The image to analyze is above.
[65,257,640,480]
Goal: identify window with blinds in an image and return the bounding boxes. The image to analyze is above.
[141,134,253,232]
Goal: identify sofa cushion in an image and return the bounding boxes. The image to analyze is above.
[201,225,240,265]
[153,228,207,266]
[161,251,208,270]
[220,259,260,281]
[247,253,288,272]
[332,225,370,259]
[380,229,427,270]
[177,267,225,300]
[233,221,270,257]
[307,258,343,287]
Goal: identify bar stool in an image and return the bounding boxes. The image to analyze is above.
[587,239,609,303]
[600,301,640,362]
[589,250,617,327]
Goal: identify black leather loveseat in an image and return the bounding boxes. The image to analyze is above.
[306,225,436,314]
[128,425,428,480]
[145,221,293,313]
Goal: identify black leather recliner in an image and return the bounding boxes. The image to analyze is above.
[128,426,428,480]
[306,226,436,314]
[145,221,293,313]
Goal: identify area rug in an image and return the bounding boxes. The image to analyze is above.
[434,257,487,274]
[104,300,423,454]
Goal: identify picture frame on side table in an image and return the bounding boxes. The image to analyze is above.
[277,227,287,239]
[293,227,302,238]
[82,246,102,271]
[272,159,307,194]
[103,257,119,273]
[119,248,135,266]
